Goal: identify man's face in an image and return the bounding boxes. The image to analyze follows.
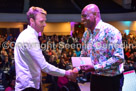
[81,8,96,29]
[32,13,46,33]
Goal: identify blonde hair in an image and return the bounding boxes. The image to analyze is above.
[26,6,47,24]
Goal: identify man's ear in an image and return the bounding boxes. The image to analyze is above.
[30,18,34,25]
[93,12,97,17]
[94,12,96,16]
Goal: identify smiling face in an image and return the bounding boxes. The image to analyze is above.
[30,13,46,33]
[81,4,100,30]
[81,9,96,29]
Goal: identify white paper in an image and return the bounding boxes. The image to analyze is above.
[71,57,93,67]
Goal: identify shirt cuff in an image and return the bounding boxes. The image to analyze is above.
[94,64,103,71]
[61,69,66,77]
[76,67,81,71]
[76,67,82,74]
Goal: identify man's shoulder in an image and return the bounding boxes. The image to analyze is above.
[101,21,112,28]
[102,22,120,33]
[102,21,118,30]
[16,30,35,44]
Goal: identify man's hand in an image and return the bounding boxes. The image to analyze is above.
[72,67,79,74]
[65,69,78,82]
[80,65,95,72]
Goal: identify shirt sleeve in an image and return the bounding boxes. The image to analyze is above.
[80,30,89,57]
[94,28,125,71]
[25,38,65,77]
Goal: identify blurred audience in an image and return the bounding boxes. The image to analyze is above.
[0,32,135,90]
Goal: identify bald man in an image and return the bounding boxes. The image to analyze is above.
[79,4,124,91]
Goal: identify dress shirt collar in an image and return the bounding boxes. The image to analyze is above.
[95,19,103,29]
[27,25,39,38]
[93,19,103,34]
[87,20,103,34]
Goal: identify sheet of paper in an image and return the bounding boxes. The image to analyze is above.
[71,57,93,67]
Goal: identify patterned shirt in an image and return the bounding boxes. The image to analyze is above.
[81,20,124,76]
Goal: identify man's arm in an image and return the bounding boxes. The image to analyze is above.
[25,39,77,80]
[80,30,90,57]
[94,29,125,72]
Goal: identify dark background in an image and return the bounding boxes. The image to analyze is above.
[0,0,135,14]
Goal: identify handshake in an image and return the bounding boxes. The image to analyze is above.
[65,64,95,82]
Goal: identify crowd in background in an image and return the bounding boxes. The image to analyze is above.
[122,33,136,71]
[0,33,136,90]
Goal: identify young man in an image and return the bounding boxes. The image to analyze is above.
[80,4,125,91]
[14,6,77,91]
